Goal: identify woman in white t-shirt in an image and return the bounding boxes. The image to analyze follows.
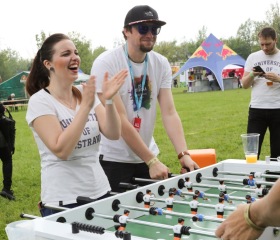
[25,33,128,217]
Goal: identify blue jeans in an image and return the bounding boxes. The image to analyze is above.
[247,108,280,158]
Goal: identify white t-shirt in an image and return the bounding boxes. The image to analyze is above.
[91,45,172,163]
[26,86,110,205]
[207,74,214,81]
[245,50,280,109]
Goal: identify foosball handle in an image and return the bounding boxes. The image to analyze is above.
[72,222,105,235]
[119,182,139,190]
[115,230,131,239]
[76,196,96,205]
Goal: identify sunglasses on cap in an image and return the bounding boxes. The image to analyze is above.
[135,24,161,35]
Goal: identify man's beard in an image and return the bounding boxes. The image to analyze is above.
[140,44,154,53]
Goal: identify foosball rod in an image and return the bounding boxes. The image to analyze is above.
[131,173,179,184]
[197,176,275,186]
[92,212,216,238]
[181,191,245,201]
[20,213,41,219]
[213,169,280,179]
[149,197,236,212]
[187,183,257,192]
[116,203,225,223]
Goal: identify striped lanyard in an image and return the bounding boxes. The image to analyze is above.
[124,43,148,111]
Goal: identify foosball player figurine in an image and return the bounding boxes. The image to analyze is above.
[219,192,233,204]
[215,198,225,218]
[189,195,199,214]
[191,213,204,222]
[194,190,210,201]
[114,210,130,232]
[255,183,269,198]
[243,174,256,188]
[245,194,256,204]
[143,189,152,208]
[170,187,184,198]
[165,191,175,211]
[183,177,193,192]
[218,180,227,194]
[172,218,191,240]
[149,207,163,216]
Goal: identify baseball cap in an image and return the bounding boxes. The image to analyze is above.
[124,5,166,27]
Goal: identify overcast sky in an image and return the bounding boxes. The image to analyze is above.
[0,0,278,59]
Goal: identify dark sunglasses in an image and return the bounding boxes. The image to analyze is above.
[135,24,161,35]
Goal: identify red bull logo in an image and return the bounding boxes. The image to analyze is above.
[190,46,212,61]
[216,45,237,60]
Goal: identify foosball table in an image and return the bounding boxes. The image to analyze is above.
[6,159,280,240]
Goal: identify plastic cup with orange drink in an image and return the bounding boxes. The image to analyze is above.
[241,133,260,164]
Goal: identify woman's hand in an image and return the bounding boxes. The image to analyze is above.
[81,75,97,109]
[102,70,128,100]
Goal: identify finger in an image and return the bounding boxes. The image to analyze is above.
[215,225,224,237]
[87,75,96,84]
[115,69,128,79]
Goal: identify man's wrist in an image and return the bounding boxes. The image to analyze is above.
[146,157,160,168]
[244,204,266,231]
[178,150,190,160]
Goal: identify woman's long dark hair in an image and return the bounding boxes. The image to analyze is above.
[26,33,81,102]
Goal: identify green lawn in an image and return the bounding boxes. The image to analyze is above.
[0,87,270,239]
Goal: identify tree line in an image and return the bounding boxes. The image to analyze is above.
[0,3,279,82]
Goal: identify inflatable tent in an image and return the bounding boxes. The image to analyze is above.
[173,33,246,91]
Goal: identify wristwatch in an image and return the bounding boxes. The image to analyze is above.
[178,150,190,160]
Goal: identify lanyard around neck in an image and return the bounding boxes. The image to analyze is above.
[124,43,148,111]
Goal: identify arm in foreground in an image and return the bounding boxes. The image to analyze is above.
[215,179,280,240]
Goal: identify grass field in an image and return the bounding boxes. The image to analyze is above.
[0,87,270,239]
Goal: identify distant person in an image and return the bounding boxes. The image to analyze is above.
[228,69,235,77]
[206,73,215,90]
[7,93,15,101]
[0,103,15,200]
[7,93,18,111]
[237,73,242,88]
[241,26,280,159]
[25,33,128,216]
[173,78,178,88]
[91,5,199,192]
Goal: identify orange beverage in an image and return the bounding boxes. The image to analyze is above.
[245,154,257,163]
[266,81,273,86]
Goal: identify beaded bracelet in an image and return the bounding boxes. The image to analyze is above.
[146,157,160,168]
[244,204,265,231]
[105,99,113,105]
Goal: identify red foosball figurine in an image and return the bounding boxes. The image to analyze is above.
[189,195,199,214]
[143,189,152,208]
[114,210,130,232]
[184,177,193,192]
[218,180,227,194]
[173,218,191,240]
[165,191,175,211]
[215,198,225,218]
